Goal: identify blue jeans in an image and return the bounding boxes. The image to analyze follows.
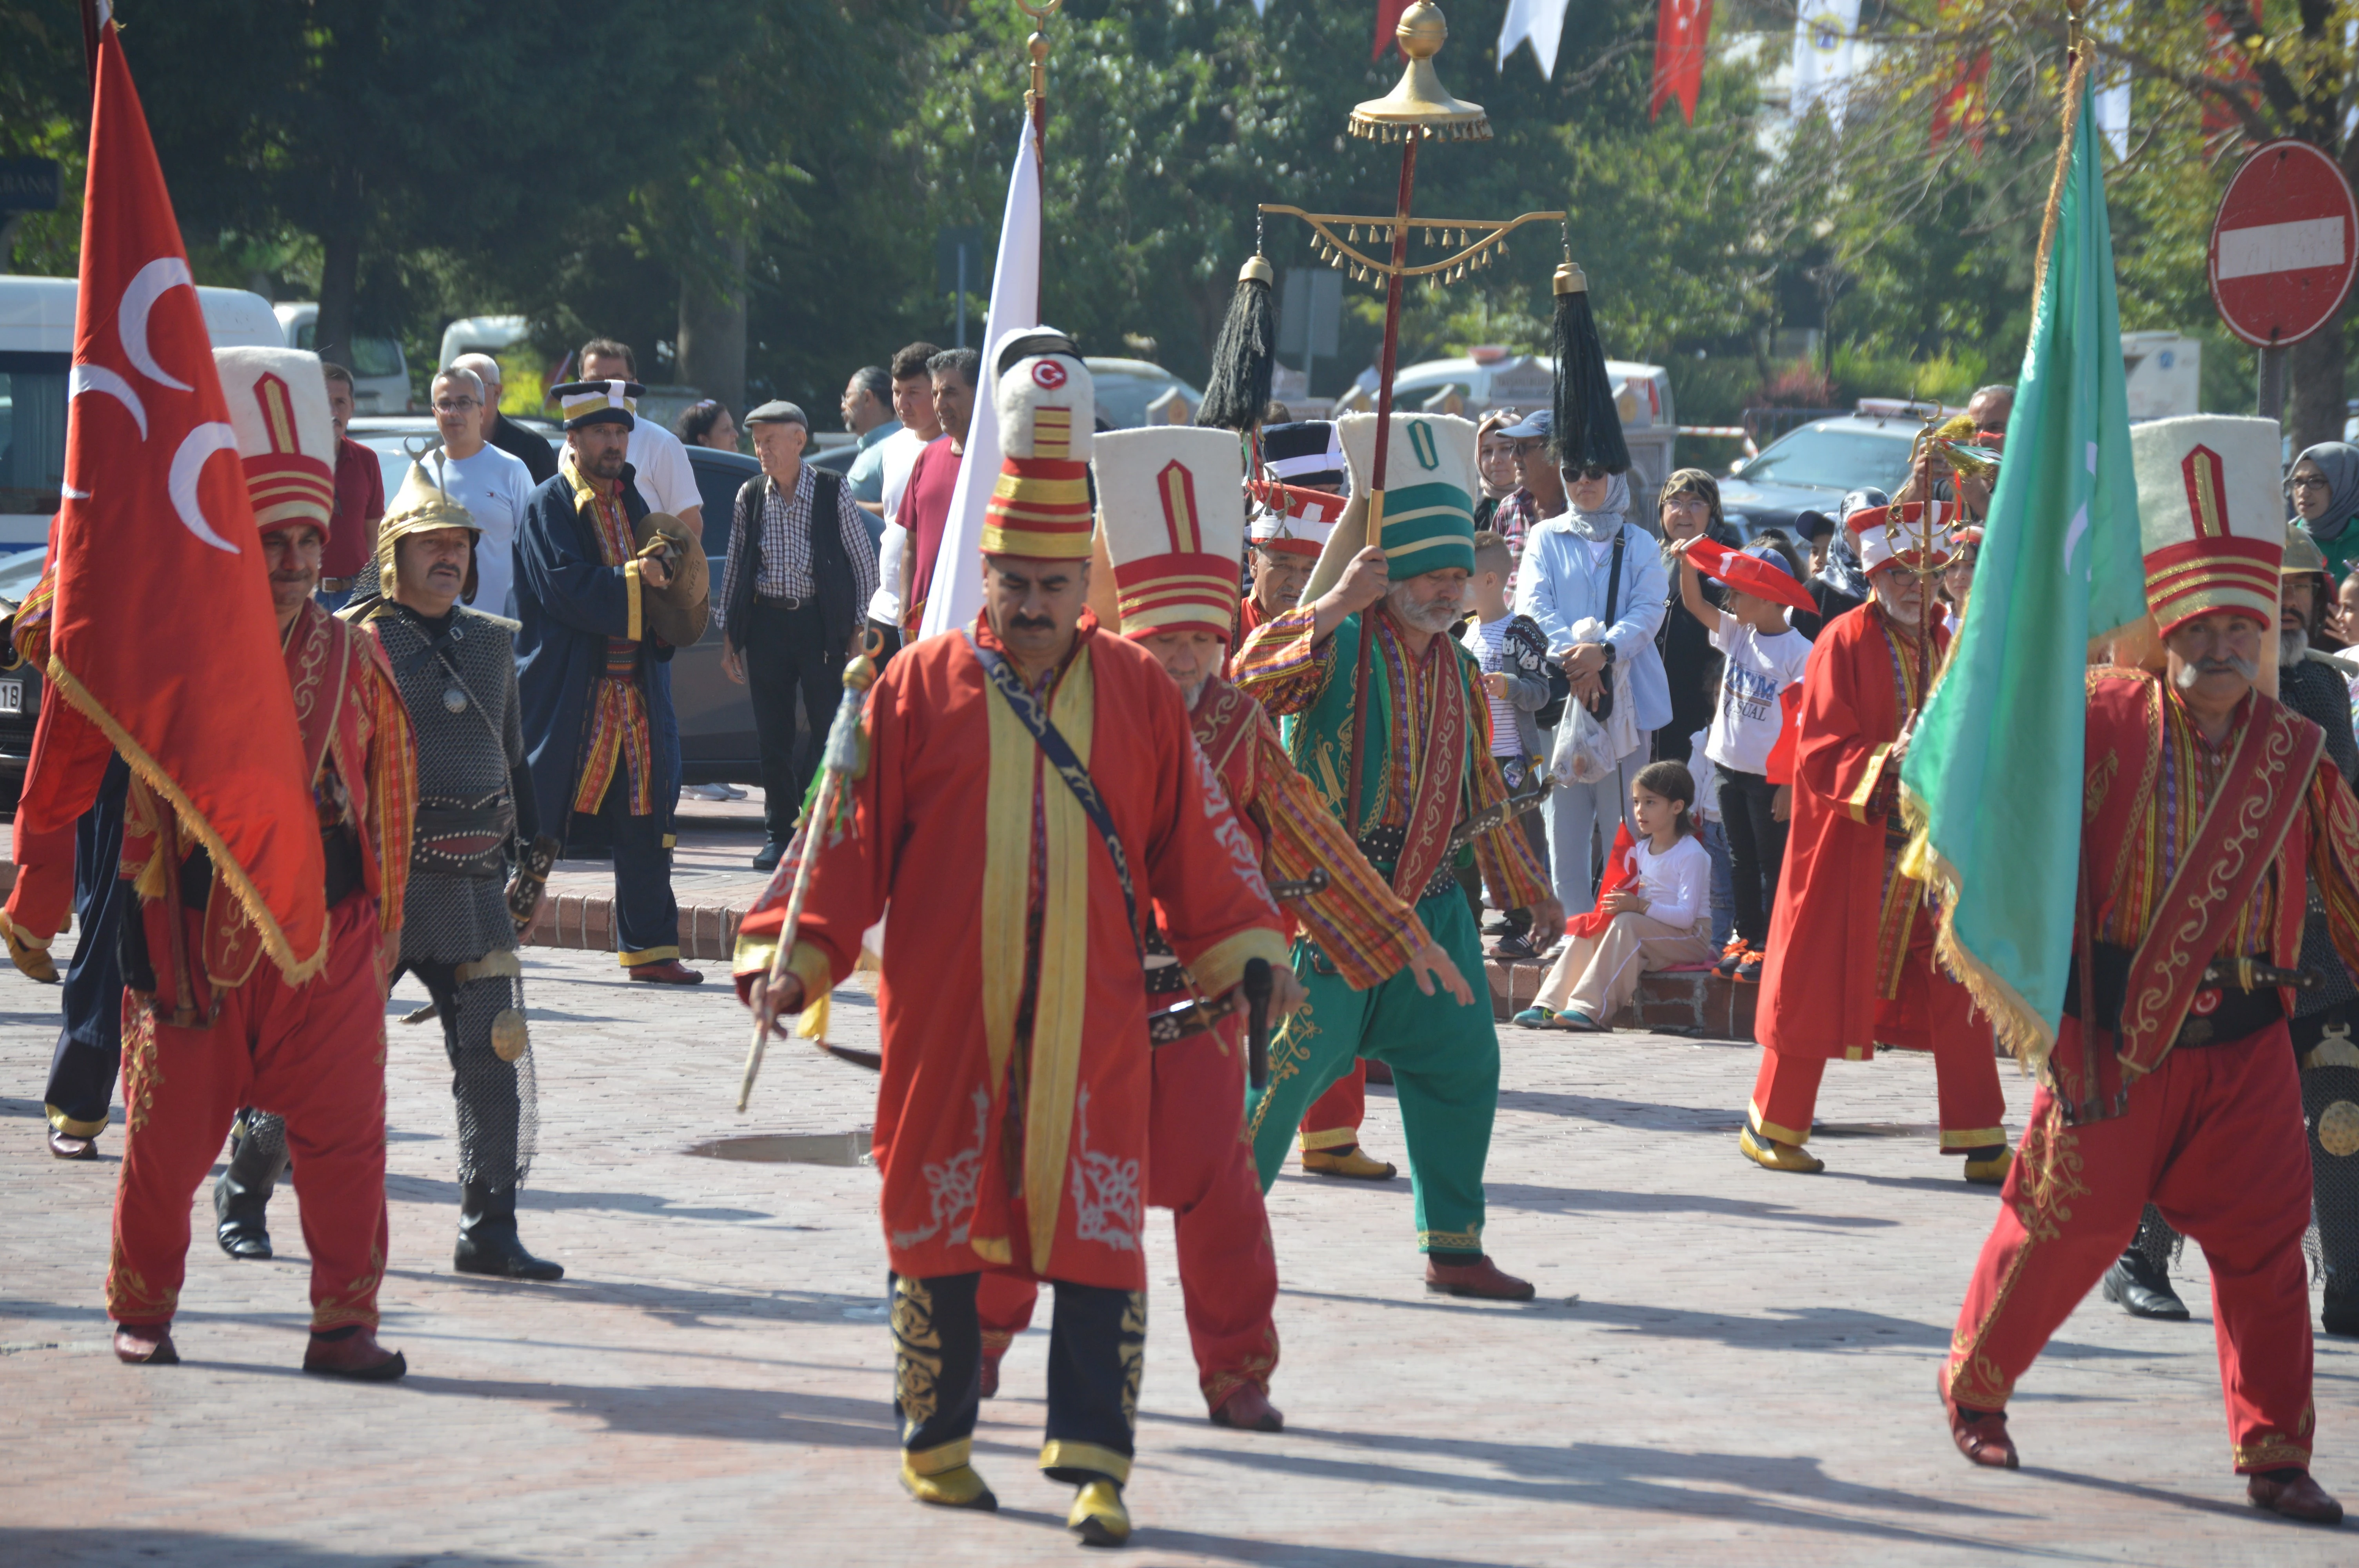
[1697,815,1735,951]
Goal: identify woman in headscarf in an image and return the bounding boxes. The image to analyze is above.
[1812,488,1881,628]
[2291,442,2359,585]
[1654,468,1742,764]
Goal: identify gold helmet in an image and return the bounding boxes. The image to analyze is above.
[377,450,482,604]
[2284,523,2330,579]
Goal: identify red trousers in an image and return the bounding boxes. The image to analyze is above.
[1298,1058,1366,1151]
[1945,1020,2316,1474]
[108,891,390,1332]
[1748,939,2008,1152]
[978,1020,1278,1409]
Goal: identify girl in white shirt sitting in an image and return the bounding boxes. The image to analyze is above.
[1513,761,1715,1033]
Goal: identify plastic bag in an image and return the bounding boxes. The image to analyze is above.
[1550,694,1619,785]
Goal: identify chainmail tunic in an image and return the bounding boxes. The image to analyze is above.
[368,603,531,964]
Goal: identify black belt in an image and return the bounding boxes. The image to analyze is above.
[2065,939,2286,1051]
[755,594,813,612]
[1144,960,1190,996]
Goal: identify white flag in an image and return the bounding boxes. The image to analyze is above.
[1497,0,1572,80]
[1790,0,1861,129]
[918,113,1041,641]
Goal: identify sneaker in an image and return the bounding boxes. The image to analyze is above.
[1712,936,1747,979]
[716,783,749,799]
[1483,916,1515,938]
[1491,933,1541,962]
[1735,950,1764,984]
[1510,1005,1557,1028]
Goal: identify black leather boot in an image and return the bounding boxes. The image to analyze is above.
[213,1113,287,1260]
[454,1181,564,1281]
[2100,1247,2190,1319]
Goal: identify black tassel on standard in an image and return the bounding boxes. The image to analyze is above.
[1550,262,1629,475]
[1198,254,1277,432]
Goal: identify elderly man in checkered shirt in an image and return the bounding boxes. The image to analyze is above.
[717,399,881,869]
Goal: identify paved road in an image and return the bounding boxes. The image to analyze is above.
[1,939,2350,1564]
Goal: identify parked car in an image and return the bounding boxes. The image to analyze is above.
[276,303,411,415]
[351,419,767,786]
[0,544,50,802]
[1086,358,1207,431]
[1716,410,1926,537]
[1384,352,1679,499]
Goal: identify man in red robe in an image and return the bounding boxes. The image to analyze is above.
[105,348,416,1378]
[1239,423,1401,1182]
[1941,416,2351,1526]
[1743,501,2011,1180]
[975,427,1468,1434]
[734,337,1293,1548]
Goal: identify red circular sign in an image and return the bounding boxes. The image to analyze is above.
[1031,359,1067,388]
[2209,138,2359,348]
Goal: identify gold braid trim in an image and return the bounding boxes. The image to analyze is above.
[42,655,331,988]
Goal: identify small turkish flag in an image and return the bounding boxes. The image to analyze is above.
[15,16,327,980]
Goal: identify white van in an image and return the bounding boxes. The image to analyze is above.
[0,276,283,553]
[275,302,410,414]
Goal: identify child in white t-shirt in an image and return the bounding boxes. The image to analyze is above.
[1674,541,1812,983]
[1513,761,1715,1031]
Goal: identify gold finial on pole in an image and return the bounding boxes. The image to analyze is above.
[1018,0,1063,137]
[1351,1,1490,143]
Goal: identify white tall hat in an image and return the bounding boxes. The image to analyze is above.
[212,347,336,535]
[1092,427,1245,640]
[2131,415,2284,633]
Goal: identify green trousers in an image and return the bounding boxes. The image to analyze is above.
[1245,887,1498,1254]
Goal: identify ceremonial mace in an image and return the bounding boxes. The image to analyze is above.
[1202,2,1572,815]
[737,653,879,1111]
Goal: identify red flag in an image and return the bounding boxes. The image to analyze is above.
[1929,46,1990,152]
[1648,0,1714,125]
[18,16,328,980]
[1681,536,1819,614]
[1372,0,1414,61]
[1565,824,1640,940]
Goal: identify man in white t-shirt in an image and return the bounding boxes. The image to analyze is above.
[864,341,945,661]
[577,339,703,542]
[423,366,535,618]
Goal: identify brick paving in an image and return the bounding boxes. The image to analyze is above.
[2,934,2353,1564]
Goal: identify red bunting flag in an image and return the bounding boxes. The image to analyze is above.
[15,13,329,981]
[1649,0,1714,125]
[1371,0,1415,61]
[1929,45,1991,152]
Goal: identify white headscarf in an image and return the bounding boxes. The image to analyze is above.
[1563,471,1631,543]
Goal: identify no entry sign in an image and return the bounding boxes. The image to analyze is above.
[2209,138,2359,348]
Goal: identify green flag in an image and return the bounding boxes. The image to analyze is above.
[1900,73,2148,1064]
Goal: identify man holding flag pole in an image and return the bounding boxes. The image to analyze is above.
[1910,34,2352,1525]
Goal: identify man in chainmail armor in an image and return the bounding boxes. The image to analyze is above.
[214,461,562,1281]
[2102,528,2359,1334]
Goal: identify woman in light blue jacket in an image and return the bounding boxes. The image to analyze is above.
[1511,452,1670,914]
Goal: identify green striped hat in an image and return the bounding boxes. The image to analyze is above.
[1375,478,1476,577]
[1336,411,1481,579]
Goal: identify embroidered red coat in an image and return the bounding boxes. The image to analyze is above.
[738,614,1287,1290]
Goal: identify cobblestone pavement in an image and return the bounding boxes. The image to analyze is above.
[1,938,2351,1565]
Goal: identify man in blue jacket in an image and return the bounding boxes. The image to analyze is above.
[516,379,702,984]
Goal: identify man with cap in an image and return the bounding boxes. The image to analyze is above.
[1234,411,1561,1301]
[1941,417,2359,1526]
[107,347,417,1378]
[973,425,1470,1434]
[717,397,879,871]
[216,462,562,1281]
[1740,498,2011,1181]
[729,331,1293,1544]
[1237,421,1401,1183]
[516,379,701,985]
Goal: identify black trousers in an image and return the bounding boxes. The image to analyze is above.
[44,755,131,1136]
[744,600,844,846]
[569,787,678,966]
[892,1271,1145,1486]
[1716,767,1788,948]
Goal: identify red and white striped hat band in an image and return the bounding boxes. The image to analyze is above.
[213,347,336,536]
[1249,480,1345,558]
[1094,426,1245,639]
[982,345,1096,560]
[2131,416,2283,633]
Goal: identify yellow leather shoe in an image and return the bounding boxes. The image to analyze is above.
[1,911,58,985]
[1739,1126,1824,1174]
[1067,1479,1130,1547]
[1301,1145,1397,1181]
[1962,1147,2013,1187]
[899,1455,998,1511]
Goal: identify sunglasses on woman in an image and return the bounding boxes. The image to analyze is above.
[1566,463,1611,482]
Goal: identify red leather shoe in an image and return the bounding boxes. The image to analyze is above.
[1424,1254,1536,1300]
[2248,1469,2344,1524]
[628,959,706,985]
[302,1327,407,1381]
[1209,1382,1284,1432]
[113,1324,177,1365]
[979,1351,1002,1400]
[47,1128,98,1160]
[1941,1375,2018,1470]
